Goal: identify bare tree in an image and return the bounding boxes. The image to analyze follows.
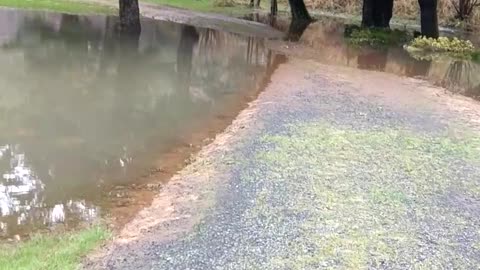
[451,0,480,20]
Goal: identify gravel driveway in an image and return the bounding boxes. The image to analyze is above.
[89,59,480,269]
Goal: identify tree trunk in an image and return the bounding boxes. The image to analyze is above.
[362,0,375,27]
[271,0,278,16]
[375,0,394,27]
[418,0,439,38]
[285,19,311,41]
[119,0,141,34]
[362,0,394,28]
[287,0,311,22]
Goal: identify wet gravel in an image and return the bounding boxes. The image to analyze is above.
[93,60,480,269]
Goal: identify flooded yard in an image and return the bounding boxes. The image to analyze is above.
[0,8,277,239]
[1,6,479,242]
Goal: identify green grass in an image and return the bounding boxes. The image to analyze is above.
[0,0,116,14]
[143,0,252,15]
[0,225,110,270]
[345,25,411,47]
[0,0,251,16]
[244,122,480,269]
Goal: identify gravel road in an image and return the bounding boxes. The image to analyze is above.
[89,59,480,269]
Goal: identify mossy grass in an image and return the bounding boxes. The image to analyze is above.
[344,25,411,47]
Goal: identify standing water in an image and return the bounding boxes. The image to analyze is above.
[0,9,279,239]
[261,15,480,100]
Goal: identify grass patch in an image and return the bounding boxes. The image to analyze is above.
[344,25,411,47]
[0,225,110,270]
[144,0,251,15]
[0,0,116,14]
[245,122,480,268]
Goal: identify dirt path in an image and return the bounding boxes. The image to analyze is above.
[86,57,480,269]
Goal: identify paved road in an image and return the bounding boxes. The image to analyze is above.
[92,59,480,269]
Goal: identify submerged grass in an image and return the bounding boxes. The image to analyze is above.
[0,0,116,14]
[245,122,480,269]
[0,225,110,270]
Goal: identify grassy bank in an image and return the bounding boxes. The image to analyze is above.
[0,0,250,16]
[0,0,116,14]
[0,226,110,270]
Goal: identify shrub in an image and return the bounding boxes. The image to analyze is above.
[405,36,480,61]
[406,36,475,53]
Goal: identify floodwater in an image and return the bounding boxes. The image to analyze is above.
[0,9,277,239]
[260,15,480,100]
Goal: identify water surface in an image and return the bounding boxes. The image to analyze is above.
[0,9,275,238]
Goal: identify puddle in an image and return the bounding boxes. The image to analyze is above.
[262,15,480,100]
[0,8,281,239]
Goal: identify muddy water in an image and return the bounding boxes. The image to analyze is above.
[0,9,278,239]
[262,15,480,100]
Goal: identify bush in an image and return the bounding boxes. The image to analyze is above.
[407,36,475,53]
[405,36,480,61]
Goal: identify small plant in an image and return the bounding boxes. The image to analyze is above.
[406,36,475,53]
[344,25,410,47]
[405,36,480,61]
